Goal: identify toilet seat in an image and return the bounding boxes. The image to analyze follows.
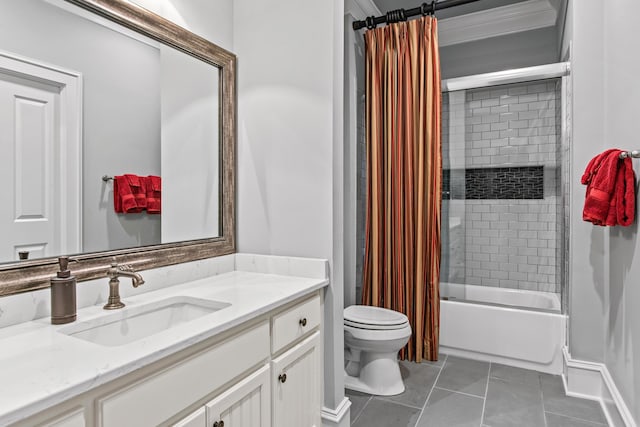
[344,319,409,330]
[344,305,409,330]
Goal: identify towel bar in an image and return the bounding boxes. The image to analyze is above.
[619,150,640,159]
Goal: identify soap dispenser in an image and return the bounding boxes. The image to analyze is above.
[50,256,77,324]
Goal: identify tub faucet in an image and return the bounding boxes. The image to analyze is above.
[104,260,145,310]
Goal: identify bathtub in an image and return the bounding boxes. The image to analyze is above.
[439,282,566,374]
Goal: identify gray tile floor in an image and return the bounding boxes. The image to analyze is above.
[347,354,609,427]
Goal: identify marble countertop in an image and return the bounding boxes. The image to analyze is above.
[0,256,328,425]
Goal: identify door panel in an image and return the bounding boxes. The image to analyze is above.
[0,74,58,261]
[271,332,321,427]
[206,364,271,427]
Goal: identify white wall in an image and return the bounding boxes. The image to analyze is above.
[602,0,640,423]
[128,0,233,51]
[565,0,608,364]
[567,0,640,423]
[233,0,346,418]
[160,47,220,243]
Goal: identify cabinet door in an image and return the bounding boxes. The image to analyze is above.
[206,364,271,427]
[271,331,321,427]
[172,407,206,427]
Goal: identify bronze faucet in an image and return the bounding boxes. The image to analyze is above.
[104,259,145,310]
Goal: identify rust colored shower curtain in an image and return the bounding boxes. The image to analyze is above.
[361,16,442,362]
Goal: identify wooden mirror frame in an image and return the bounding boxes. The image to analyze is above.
[0,0,236,296]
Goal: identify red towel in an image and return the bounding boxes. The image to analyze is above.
[582,149,636,226]
[113,175,136,213]
[125,174,147,212]
[145,176,161,214]
[113,174,146,213]
[614,157,635,226]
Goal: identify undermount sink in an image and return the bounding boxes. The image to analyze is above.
[59,296,231,347]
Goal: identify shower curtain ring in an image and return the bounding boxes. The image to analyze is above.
[366,16,377,29]
[431,0,437,15]
[421,2,429,16]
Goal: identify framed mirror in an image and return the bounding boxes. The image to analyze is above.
[0,0,235,296]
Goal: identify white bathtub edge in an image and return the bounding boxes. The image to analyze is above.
[439,346,562,374]
[563,347,636,427]
[440,300,566,374]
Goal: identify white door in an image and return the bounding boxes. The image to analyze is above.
[271,332,321,427]
[206,364,271,427]
[0,51,82,262]
[0,74,59,260]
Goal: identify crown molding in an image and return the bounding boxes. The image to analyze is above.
[439,0,557,47]
[345,0,381,21]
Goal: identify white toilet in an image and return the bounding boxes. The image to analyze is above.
[344,305,412,396]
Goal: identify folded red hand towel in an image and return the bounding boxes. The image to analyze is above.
[113,175,139,213]
[145,176,161,214]
[125,174,146,213]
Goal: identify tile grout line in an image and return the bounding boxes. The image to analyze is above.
[350,394,373,426]
[376,397,425,411]
[412,355,448,427]
[479,361,492,425]
[539,374,549,427]
[432,386,486,399]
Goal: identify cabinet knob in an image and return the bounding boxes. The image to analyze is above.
[299,318,307,327]
[279,373,287,383]
[213,421,224,427]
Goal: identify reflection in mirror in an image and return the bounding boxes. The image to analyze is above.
[0,0,220,264]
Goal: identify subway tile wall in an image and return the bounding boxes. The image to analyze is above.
[442,79,563,293]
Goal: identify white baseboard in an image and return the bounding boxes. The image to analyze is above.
[563,347,636,427]
[322,397,351,427]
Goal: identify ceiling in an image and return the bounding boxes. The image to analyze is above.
[364,0,567,48]
[372,0,563,20]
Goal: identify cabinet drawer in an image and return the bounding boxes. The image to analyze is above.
[98,321,269,427]
[272,294,320,353]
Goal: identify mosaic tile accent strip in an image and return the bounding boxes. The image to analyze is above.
[443,166,544,200]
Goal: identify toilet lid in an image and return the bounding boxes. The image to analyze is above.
[344,305,409,329]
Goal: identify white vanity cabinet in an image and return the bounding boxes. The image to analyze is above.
[173,293,322,427]
[16,291,323,427]
[98,322,271,426]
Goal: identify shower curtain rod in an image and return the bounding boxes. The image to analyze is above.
[352,0,483,31]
